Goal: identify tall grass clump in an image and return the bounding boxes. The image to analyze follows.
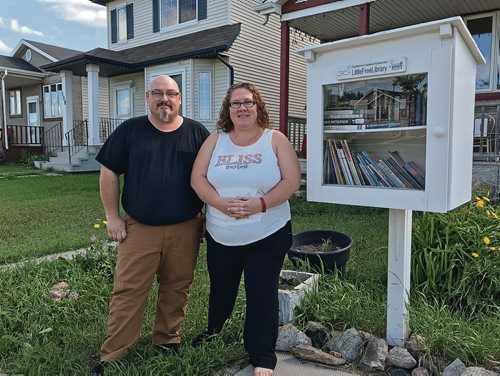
[411,195,499,314]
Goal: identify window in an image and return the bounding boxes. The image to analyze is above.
[43,83,63,118]
[161,0,196,28]
[111,4,134,44]
[117,7,127,42]
[466,12,500,92]
[198,72,211,121]
[9,89,21,116]
[116,86,132,118]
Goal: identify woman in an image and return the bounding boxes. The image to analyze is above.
[191,82,301,376]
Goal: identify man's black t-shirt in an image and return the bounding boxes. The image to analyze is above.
[96,115,210,225]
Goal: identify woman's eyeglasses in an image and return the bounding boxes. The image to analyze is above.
[229,100,256,109]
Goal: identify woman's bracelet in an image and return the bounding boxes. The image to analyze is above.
[259,197,267,213]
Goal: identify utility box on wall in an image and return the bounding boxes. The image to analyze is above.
[299,17,485,213]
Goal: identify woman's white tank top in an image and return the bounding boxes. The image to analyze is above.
[206,129,291,246]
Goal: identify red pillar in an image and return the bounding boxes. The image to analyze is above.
[280,21,290,136]
[359,3,370,35]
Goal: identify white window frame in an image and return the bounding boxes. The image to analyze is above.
[9,89,21,116]
[465,11,500,93]
[115,83,133,119]
[117,6,127,43]
[160,0,198,31]
[198,71,212,121]
[43,83,63,119]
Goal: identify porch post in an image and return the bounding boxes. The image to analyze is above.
[359,3,370,35]
[61,70,73,147]
[280,20,290,136]
[86,64,101,146]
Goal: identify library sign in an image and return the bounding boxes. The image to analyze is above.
[336,57,407,80]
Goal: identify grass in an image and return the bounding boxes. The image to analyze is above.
[0,163,498,375]
[0,164,103,264]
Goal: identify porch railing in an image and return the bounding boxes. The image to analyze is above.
[474,104,500,162]
[41,122,63,158]
[287,116,306,156]
[3,125,42,145]
[100,117,125,141]
[65,120,88,165]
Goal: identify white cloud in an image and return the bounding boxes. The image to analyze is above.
[10,19,44,37]
[0,17,4,26]
[0,39,11,54]
[37,0,106,28]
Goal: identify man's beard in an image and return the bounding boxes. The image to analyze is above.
[159,110,170,122]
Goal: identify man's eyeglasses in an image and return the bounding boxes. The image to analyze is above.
[229,100,256,109]
[149,90,180,99]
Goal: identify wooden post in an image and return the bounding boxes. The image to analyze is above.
[280,21,290,136]
[386,208,412,346]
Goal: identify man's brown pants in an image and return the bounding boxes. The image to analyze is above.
[100,214,203,361]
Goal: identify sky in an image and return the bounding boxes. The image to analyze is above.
[0,0,107,56]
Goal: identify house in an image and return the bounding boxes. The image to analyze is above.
[0,0,314,171]
[254,0,500,193]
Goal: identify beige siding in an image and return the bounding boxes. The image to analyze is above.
[227,1,314,128]
[81,77,110,120]
[289,30,318,120]
[107,0,230,51]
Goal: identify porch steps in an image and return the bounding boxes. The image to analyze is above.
[38,146,101,172]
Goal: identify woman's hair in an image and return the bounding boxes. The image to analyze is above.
[216,82,271,132]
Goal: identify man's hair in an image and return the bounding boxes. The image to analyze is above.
[216,82,271,132]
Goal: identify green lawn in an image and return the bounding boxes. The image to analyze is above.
[0,163,498,375]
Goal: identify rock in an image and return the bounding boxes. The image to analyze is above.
[290,344,347,367]
[460,367,499,376]
[406,335,426,357]
[442,358,467,376]
[388,368,412,376]
[359,330,376,342]
[359,337,388,372]
[305,321,328,348]
[411,367,430,376]
[388,346,417,369]
[276,323,312,352]
[326,327,364,363]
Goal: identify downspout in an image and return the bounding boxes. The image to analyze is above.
[1,69,8,150]
[216,53,234,86]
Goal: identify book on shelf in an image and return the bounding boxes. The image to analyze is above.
[327,139,345,185]
[364,121,400,129]
[388,151,425,189]
[378,159,407,189]
[355,152,380,186]
[324,124,365,131]
[336,146,354,185]
[385,156,421,189]
[324,113,364,119]
[324,118,365,125]
[324,109,360,116]
[341,140,362,185]
[360,151,392,187]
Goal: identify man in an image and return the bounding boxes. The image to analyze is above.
[92,75,209,374]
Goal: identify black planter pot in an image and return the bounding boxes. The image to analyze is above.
[287,230,353,276]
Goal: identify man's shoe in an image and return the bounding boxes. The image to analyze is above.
[90,361,107,376]
[191,331,218,348]
[155,343,180,355]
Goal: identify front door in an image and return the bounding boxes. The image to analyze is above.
[26,95,40,144]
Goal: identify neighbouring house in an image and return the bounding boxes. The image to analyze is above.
[255,0,500,195]
[0,0,314,171]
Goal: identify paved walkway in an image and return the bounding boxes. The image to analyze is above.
[232,352,366,376]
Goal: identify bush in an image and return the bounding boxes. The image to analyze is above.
[19,152,47,168]
[411,196,500,314]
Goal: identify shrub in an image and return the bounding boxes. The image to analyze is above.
[19,152,47,167]
[411,196,500,314]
